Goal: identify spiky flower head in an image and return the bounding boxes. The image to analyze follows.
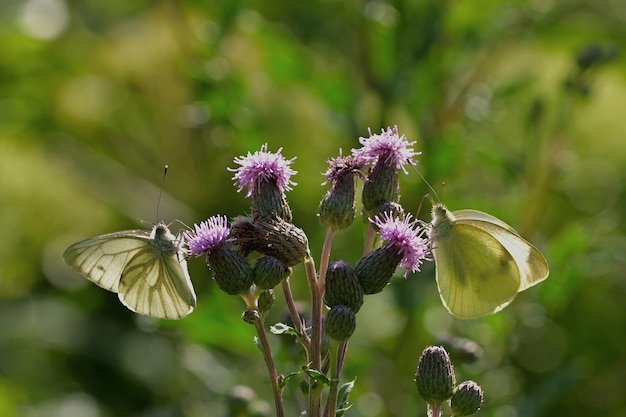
[324,305,356,341]
[372,212,430,277]
[319,152,368,231]
[184,216,254,295]
[230,216,309,267]
[352,125,419,173]
[230,144,297,221]
[415,346,456,407]
[353,126,419,217]
[324,260,364,313]
[184,215,230,257]
[451,381,484,416]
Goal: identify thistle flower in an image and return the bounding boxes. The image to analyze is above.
[184,215,230,257]
[230,144,297,221]
[352,125,419,173]
[352,126,419,217]
[184,215,253,295]
[319,152,367,231]
[371,212,430,276]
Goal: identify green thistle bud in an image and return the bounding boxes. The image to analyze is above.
[251,179,293,222]
[451,381,483,416]
[354,243,404,294]
[324,260,364,313]
[207,245,254,295]
[242,308,260,324]
[231,216,309,267]
[319,174,356,231]
[362,162,399,218]
[415,346,456,406]
[370,202,405,228]
[258,289,275,314]
[324,305,356,341]
[253,256,289,289]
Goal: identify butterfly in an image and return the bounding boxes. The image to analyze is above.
[63,222,196,319]
[428,204,549,319]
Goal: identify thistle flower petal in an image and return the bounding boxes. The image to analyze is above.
[352,125,419,173]
[184,215,230,257]
[229,144,297,197]
[371,212,431,276]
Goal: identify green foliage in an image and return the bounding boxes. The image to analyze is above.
[2,0,626,416]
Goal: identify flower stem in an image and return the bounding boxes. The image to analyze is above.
[281,276,311,359]
[255,316,285,417]
[305,254,323,416]
[363,222,377,256]
[324,340,348,417]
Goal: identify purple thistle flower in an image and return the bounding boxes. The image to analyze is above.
[229,144,297,197]
[352,125,419,174]
[371,212,431,276]
[184,215,230,257]
[322,150,368,185]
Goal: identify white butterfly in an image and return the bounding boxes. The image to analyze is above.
[63,222,196,319]
[429,204,549,319]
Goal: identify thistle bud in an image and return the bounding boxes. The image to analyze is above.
[353,243,404,294]
[242,308,260,324]
[319,173,357,231]
[451,381,483,416]
[370,201,405,228]
[258,289,275,314]
[415,346,456,406]
[207,245,254,295]
[362,161,399,219]
[324,260,364,313]
[253,256,289,289]
[324,305,356,341]
[231,216,309,267]
[251,179,293,222]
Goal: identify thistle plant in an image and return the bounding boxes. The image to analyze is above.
[181,127,439,416]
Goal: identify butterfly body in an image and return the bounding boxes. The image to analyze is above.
[63,223,196,319]
[429,204,549,319]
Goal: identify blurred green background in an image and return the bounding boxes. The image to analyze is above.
[1,0,625,416]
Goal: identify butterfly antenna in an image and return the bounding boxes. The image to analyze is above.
[411,164,441,204]
[156,165,168,223]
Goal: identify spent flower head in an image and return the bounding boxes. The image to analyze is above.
[322,151,367,185]
[371,212,430,276]
[184,215,230,257]
[230,144,297,197]
[352,125,419,174]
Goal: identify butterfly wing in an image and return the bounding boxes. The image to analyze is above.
[433,223,522,319]
[63,230,152,292]
[457,215,549,290]
[117,246,196,319]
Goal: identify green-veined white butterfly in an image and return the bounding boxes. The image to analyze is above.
[428,204,549,319]
[63,222,196,319]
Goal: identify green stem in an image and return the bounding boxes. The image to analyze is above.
[324,340,348,417]
[304,255,323,417]
[254,316,285,417]
[281,276,311,359]
[363,222,377,256]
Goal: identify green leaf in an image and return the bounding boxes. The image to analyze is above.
[336,378,356,416]
[270,322,299,336]
[301,366,331,386]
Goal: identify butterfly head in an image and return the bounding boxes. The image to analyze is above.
[430,203,456,240]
